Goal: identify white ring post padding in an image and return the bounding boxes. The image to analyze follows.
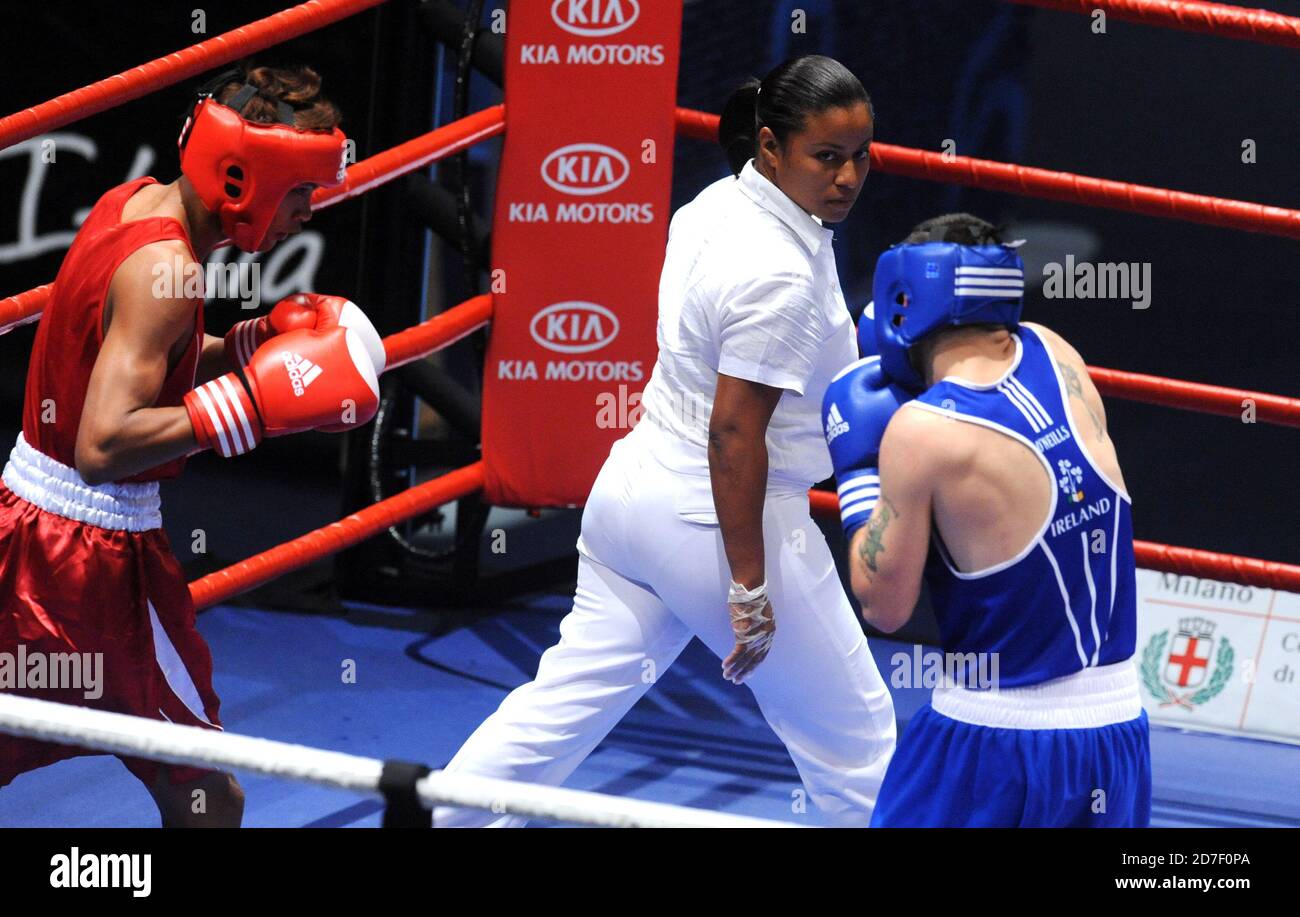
[0,694,792,828]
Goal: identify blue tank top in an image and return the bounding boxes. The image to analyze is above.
[910,326,1137,687]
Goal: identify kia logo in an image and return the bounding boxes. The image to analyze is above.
[551,0,639,37]
[530,302,620,354]
[540,143,629,196]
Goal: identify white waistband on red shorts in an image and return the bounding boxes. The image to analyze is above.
[1,432,162,532]
[930,659,1143,730]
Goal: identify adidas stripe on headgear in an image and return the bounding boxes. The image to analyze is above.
[872,222,1025,391]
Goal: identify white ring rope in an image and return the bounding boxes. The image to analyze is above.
[0,694,791,828]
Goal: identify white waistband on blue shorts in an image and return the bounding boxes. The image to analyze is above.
[930,659,1143,730]
[2,432,162,532]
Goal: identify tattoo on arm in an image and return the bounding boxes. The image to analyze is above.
[857,495,899,574]
[1059,362,1105,440]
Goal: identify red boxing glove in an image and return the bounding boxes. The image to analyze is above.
[187,326,381,457]
[292,293,387,375]
[223,295,319,369]
[184,373,263,458]
[295,294,387,432]
[244,325,381,437]
[223,316,272,370]
[223,291,386,370]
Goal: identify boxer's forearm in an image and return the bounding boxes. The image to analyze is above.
[848,496,916,633]
[194,333,229,385]
[708,427,767,589]
[75,405,199,485]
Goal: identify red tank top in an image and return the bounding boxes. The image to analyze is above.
[21,177,204,482]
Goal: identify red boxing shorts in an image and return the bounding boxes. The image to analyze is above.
[0,433,224,789]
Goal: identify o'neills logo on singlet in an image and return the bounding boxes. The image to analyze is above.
[1034,424,1071,452]
[1048,495,1111,538]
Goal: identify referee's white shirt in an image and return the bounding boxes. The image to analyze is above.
[639,159,857,491]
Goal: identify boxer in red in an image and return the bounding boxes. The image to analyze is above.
[0,65,385,826]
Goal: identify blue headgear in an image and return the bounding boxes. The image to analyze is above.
[872,241,1025,390]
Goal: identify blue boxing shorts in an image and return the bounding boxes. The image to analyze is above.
[871,660,1151,827]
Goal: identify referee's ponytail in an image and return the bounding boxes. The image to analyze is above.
[718,55,872,177]
[718,79,762,176]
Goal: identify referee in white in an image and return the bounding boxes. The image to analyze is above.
[436,55,895,827]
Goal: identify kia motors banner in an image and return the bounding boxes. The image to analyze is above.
[481,0,682,507]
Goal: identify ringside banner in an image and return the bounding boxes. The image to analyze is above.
[481,0,682,507]
[1135,569,1300,745]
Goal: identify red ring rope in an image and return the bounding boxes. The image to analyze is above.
[0,0,388,151]
[806,490,1300,592]
[677,109,1300,239]
[1088,365,1300,427]
[188,295,494,608]
[870,142,1300,239]
[192,424,1300,609]
[0,107,505,336]
[0,13,1290,607]
[313,106,505,211]
[8,104,1294,326]
[191,463,485,609]
[384,294,493,370]
[0,285,50,336]
[1006,0,1300,49]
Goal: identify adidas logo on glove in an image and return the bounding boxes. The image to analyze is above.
[824,402,850,444]
[282,352,323,397]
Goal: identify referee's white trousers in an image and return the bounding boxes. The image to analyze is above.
[434,421,897,826]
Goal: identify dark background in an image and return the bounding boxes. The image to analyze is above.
[0,0,1295,595]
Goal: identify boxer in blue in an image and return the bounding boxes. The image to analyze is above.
[823,213,1151,827]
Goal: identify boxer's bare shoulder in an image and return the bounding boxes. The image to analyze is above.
[1022,321,1108,442]
[889,396,977,475]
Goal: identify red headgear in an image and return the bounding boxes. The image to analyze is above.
[178,76,347,252]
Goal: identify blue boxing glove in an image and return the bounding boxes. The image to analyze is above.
[856,300,878,358]
[822,355,912,537]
